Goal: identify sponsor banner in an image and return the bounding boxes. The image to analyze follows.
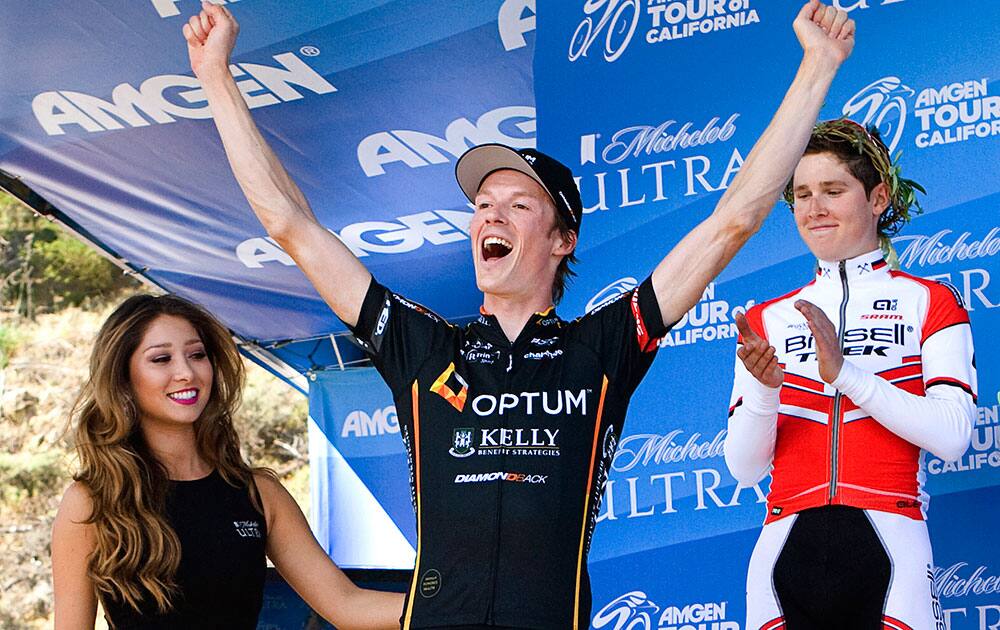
[902,202,1000,496]
[307,0,999,617]
[920,487,1000,630]
[0,0,535,347]
[586,488,1000,630]
[5,0,999,623]
[535,1,1000,626]
[308,368,415,567]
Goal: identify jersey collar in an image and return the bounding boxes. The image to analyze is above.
[815,248,890,285]
[473,305,562,346]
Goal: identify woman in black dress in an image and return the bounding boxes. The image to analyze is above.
[51,294,403,629]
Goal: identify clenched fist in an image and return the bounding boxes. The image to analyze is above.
[183,1,239,81]
[793,0,856,65]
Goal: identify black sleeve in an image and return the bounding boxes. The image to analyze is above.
[348,278,453,395]
[574,276,671,395]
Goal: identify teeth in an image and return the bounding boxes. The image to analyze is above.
[484,236,512,249]
[168,390,197,401]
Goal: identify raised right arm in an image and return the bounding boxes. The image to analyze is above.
[184,3,370,326]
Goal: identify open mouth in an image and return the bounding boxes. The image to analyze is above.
[482,236,513,262]
[167,388,199,405]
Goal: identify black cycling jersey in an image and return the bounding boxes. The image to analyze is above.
[103,471,267,629]
[349,277,669,630]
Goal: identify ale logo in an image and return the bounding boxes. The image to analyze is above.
[430,362,469,412]
[450,428,476,458]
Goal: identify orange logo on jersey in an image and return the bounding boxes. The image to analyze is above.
[430,362,468,412]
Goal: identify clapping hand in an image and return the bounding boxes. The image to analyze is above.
[735,312,784,389]
[794,299,844,384]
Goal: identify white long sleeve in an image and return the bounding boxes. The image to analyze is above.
[832,357,974,462]
[725,355,782,486]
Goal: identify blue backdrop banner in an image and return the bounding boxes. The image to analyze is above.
[532,1,1000,628]
[308,1,999,627]
[0,0,537,374]
[308,368,415,568]
[3,1,998,628]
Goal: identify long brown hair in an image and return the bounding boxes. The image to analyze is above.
[72,294,270,612]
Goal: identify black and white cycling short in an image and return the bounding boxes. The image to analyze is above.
[746,506,945,630]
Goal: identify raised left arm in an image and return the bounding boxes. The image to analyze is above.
[256,475,404,629]
[651,1,853,325]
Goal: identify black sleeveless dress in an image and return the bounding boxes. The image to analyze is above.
[103,471,267,629]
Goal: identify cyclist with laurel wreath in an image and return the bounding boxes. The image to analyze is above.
[725,120,976,628]
[184,1,859,627]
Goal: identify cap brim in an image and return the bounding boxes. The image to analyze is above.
[455,144,553,206]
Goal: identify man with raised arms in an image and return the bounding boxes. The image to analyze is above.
[184,2,854,628]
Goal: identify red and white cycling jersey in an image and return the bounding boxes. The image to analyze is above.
[726,249,977,524]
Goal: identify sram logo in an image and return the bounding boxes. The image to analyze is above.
[356,106,536,177]
[342,406,399,438]
[33,52,335,136]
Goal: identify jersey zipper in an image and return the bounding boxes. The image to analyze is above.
[828,260,849,502]
[486,346,514,624]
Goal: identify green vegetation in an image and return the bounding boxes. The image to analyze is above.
[0,322,19,368]
[0,452,64,503]
[1,191,137,318]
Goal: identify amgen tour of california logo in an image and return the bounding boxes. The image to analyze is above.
[592,592,738,630]
[843,75,1000,153]
[568,0,760,63]
[841,77,915,153]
